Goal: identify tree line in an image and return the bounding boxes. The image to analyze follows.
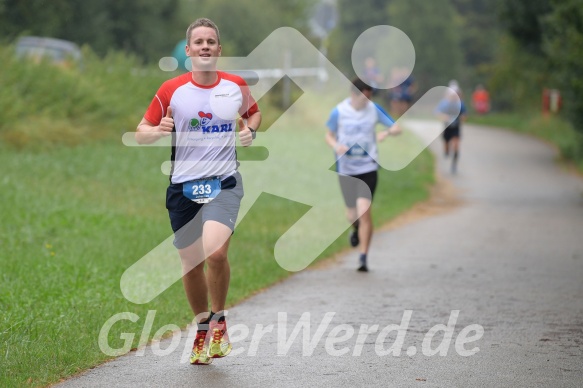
[0,0,310,63]
[0,0,182,62]
[328,0,582,139]
[0,0,580,135]
[496,0,583,130]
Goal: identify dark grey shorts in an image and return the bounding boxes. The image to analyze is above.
[338,170,378,208]
[166,172,244,249]
[443,122,461,141]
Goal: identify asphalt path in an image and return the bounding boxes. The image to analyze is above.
[59,123,583,387]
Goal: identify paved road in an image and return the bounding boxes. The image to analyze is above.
[59,124,583,387]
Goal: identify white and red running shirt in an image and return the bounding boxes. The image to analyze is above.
[144,71,259,184]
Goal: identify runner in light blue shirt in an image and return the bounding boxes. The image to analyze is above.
[325,78,400,272]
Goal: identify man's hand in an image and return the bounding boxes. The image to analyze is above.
[238,118,253,147]
[377,123,402,142]
[334,143,350,155]
[158,106,174,136]
[388,123,402,136]
[135,106,173,144]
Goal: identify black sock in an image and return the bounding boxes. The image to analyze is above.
[353,220,360,231]
[210,311,226,323]
[198,316,211,333]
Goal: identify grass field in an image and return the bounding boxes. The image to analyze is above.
[468,112,583,173]
[0,63,435,386]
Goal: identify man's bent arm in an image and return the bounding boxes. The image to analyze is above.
[245,111,262,131]
[135,117,172,145]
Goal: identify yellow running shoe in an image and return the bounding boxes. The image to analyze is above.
[190,330,212,365]
[208,319,232,358]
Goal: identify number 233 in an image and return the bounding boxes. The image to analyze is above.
[192,184,212,195]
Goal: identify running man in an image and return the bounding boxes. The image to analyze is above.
[437,85,466,174]
[136,18,261,365]
[363,57,384,96]
[387,67,417,117]
[325,78,400,272]
[472,84,490,115]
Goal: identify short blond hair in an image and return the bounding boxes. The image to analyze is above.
[186,18,220,45]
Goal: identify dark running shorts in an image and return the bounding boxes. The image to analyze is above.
[338,170,378,208]
[166,172,244,249]
[442,123,461,142]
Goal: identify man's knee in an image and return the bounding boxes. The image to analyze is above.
[356,198,372,216]
[206,246,229,266]
[345,208,357,223]
[181,258,204,276]
[179,242,205,274]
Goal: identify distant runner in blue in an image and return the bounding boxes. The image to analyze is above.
[325,78,401,272]
[437,85,466,174]
[387,68,417,117]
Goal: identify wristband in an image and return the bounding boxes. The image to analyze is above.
[248,127,256,140]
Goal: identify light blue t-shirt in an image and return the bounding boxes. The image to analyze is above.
[327,98,394,175]
[436,98,466,127]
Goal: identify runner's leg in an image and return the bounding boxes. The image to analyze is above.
[178,240,209,318]
[356,197,373,256]
[202,220,232,313]
[345,207,357,224]
[202,220,234,359]
[451,136,460,173]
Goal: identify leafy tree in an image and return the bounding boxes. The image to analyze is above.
[326,0,388,77]
[0,0,74,41]
[493,0,583,138]
[487,35,550,110]
[543,0,583,132]
[486,0,553,110]
[497,0,552,55]
[0,0,182,62]
[179,0,311,57]
[386,0,462,91]
[450,0,501,84]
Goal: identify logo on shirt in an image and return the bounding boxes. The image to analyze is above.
[198,111,213,125]
[188,111,213,131]
[188,118,200,131]
[187,111,234,133]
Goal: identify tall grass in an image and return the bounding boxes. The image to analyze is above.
[0,45,168,149]
[0,46,435,386]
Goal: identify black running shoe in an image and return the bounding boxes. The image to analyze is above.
[349,229,359,247]
[357,264,368,272]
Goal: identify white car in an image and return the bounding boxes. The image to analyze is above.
[15,36,82,68]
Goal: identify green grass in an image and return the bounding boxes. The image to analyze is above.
[468,112,583,173]
[0,49,435,386]
[0,139,433,388]
[0,44,168,150]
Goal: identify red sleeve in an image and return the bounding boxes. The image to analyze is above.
[143,73,190,125]
[143,93,165,126]
[219,71,259,119]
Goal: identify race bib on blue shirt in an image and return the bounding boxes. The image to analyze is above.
[346,143,369,158]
